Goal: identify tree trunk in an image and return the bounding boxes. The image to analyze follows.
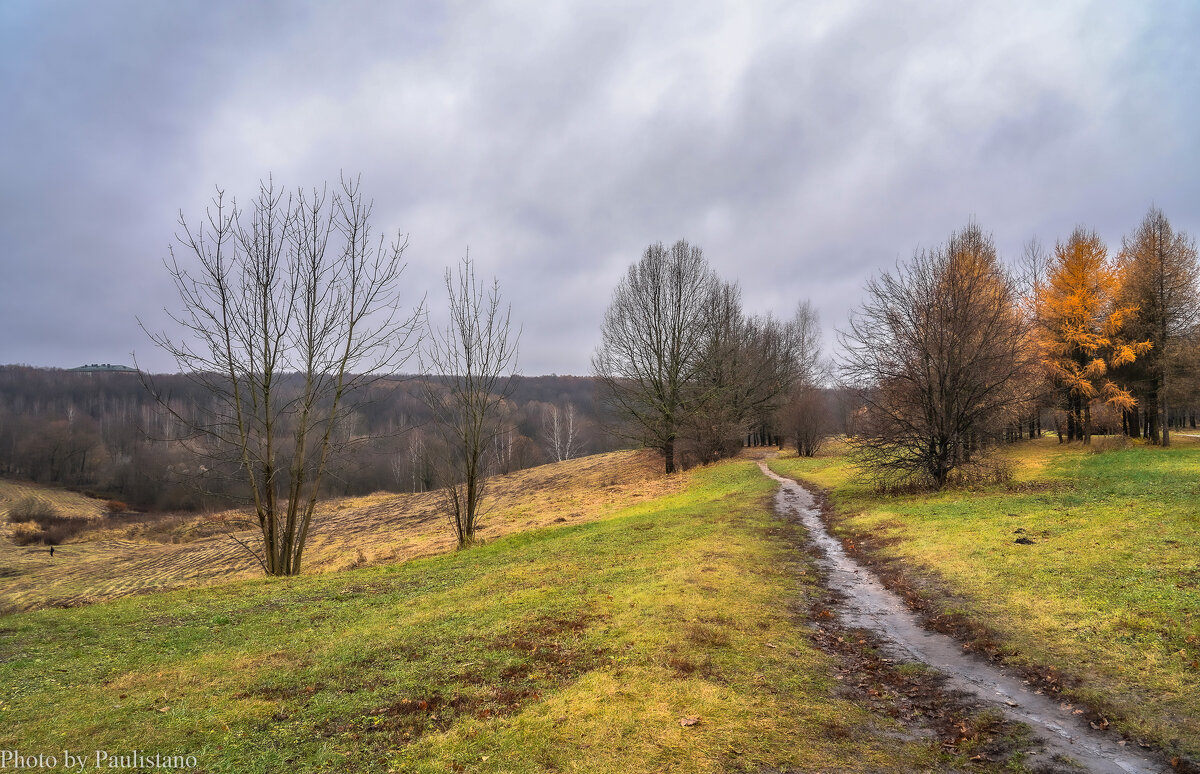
[1161,381,1170,447]
[1147,391,1160,444]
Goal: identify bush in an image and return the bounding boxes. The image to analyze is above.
[5,496,57,522]
[4,497,88,545]
[1089,434,1131,454]
[104,499,129,514]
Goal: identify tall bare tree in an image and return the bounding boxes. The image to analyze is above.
[422,257,519,547]
[776,301,830,456]
[592,240,718,473]
[542,403,582,462]
[1117,207,1200,446]
[684,287,814,459]
[840,222,1032,488]
[1015,237,1055,438]
[143,176,422,575]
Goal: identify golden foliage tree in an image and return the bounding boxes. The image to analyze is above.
[1036,227,1150,443]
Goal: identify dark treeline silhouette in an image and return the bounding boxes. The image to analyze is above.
[0,366,620,512]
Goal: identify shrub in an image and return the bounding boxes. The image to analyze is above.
[4,497,88,545]
[5,496,57,523]
[1090,434,1131,454]
[104,500,130,514]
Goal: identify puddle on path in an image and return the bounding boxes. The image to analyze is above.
[760,461,1169,774]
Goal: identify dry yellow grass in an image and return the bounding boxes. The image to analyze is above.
[0,480,107,520]
[0,450,678,613]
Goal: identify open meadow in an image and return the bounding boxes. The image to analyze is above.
[0,457,971,773]
[0,451,680,613]
[2,440,1197,770]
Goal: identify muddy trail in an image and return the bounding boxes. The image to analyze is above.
[759,461,1171,774]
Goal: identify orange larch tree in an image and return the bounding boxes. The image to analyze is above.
[1036,227,1150,443]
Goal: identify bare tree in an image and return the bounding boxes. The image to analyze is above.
[780,387,833,457]
[1117,207,1200,446]
[1014,237,1054,439]
[593,240,718,473]
[776,302,831,456]
[683,287,814,460]
[142,175,422,575]
[542,402,583,462]
[840,222,1032,489]
[422,257,519,547]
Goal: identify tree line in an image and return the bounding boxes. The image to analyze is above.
[0,366,617,511]
[592,240,829,473]
[839,208,1199,489]
[18,174,1183,577]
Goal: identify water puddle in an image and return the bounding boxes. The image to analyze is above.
[760,461,1169,773]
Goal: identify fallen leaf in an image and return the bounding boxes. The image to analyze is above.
[679,716,700,727]
[158,706,170,713]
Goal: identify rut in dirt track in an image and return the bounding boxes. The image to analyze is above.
[759,460,1170,774]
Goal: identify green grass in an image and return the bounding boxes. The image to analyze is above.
[771,437,1200,760]
[0,460,950,773]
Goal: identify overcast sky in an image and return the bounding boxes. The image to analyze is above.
[2,1,1197,375]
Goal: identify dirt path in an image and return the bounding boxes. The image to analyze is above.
[759,460,1170,774]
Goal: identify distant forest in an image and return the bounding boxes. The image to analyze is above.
[0,366,623,512]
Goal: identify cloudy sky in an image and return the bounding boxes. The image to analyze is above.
[2,1,1197,375]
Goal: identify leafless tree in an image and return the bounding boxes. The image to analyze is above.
[142,175,422,575]
[776,302,831,456]
[683,287,815,460]
[839,222,1032,489]
[780,387,833,457]
[1014,237,1054,439]
[542,403,583,462]
[593,240,718,473]
[1117,207,1200,446]
[421,257,519,547]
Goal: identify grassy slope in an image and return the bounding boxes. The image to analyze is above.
[0,451,683,612]
[0,479,108,522]
[771,437,1200,760]
[0,459,949,773]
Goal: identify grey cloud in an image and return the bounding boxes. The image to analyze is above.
[2,1,1197,375]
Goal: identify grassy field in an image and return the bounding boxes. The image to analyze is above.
[0,459,964,773]
[0,451,683,612]
[770,436,1200,762]
[0,479,108,520]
